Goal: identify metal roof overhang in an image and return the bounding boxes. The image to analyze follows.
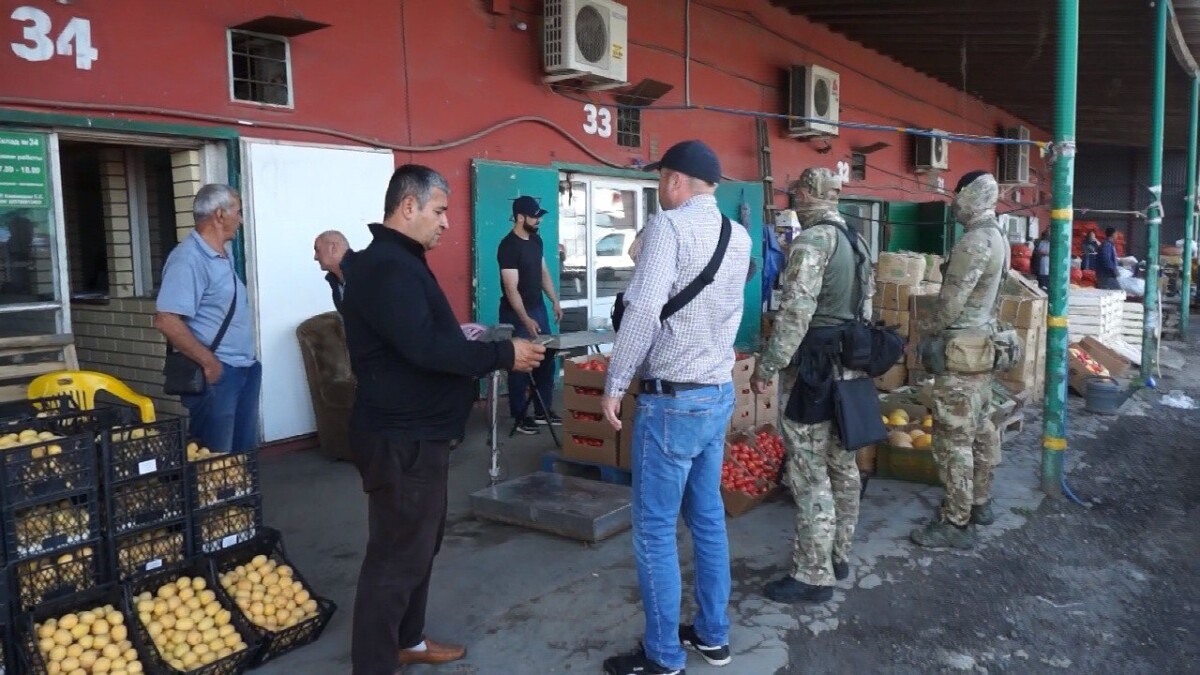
[771,0,1200,149]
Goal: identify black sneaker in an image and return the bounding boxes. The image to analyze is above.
[514,417,539,435]
[680,625,731,666]
[832,558,850,582]
[534,412,563,426]
[763,576,834,604]
[970,501,996,526]
[603,646,684,675]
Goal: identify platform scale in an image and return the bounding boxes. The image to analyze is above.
[469,329,633,543]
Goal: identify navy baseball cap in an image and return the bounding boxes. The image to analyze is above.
[512,195,548,219]
[645,140,722,184]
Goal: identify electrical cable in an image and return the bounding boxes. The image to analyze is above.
[1060,472,1087,507]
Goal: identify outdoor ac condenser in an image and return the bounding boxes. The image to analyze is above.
[543,0,629,86]
[914,131,950,173]
[788,64,840,138]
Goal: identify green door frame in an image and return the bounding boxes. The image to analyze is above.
[0,107,246,277]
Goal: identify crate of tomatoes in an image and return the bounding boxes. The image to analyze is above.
[720,426,785,517]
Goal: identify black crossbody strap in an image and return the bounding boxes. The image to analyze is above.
[660,215,732,323]
[208,259,239,353]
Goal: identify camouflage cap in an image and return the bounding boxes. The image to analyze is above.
[795,167,843,201]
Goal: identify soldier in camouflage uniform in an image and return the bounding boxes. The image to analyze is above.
[751,167,873,604]
[910,170,1008,551]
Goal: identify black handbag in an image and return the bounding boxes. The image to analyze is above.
[162,267,239,396]
[832,375,888,451]
[612,216,732,332]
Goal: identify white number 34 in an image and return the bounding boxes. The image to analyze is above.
[10,6,99,70]
[583,104,613,139]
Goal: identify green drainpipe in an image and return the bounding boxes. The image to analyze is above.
[1041,0,1079,496]
[1182,75,1198,337]
[1142,0,1168,377]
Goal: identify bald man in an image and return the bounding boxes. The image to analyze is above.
[314,230,355,314]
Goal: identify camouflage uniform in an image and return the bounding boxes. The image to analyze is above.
[755,168,872,587]
[927,174,1007,528]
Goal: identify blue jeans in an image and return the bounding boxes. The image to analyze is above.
[631,382,735,670]
[181,361,262,453]
[500,304,555,419]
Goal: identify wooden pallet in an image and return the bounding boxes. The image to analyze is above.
[0,333,79,403]
[540,452,632,486]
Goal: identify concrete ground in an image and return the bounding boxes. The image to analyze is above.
[253,339,1199,675]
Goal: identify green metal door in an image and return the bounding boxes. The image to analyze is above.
[471,160,561,331]
[715,182,764,350]
[885,200,953,255]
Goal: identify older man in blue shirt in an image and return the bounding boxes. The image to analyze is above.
[154,184,260,453]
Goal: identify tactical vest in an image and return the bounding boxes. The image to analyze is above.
[811,222,870,328]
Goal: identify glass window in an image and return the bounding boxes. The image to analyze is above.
[596,233,625,257]
[557,181,588,304]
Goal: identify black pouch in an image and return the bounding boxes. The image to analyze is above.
[162,350,206,396]
[832,376,888,451]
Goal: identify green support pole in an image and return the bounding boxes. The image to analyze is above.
[1182,75,1198,337]
[1042,0,1079,496]
[1143,0,1168,376]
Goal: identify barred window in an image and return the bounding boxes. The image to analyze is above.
[617,108,641,148]
[228,30,292,107]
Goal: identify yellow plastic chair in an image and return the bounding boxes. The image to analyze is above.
[27,370,157,423]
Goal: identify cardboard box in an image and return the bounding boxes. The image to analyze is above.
[877,252,928,286]
[563,433,619,466]
[1079,336,1130,379]
[923,254,945,283]
[721,485,780,517]
[563,355,610,389]
[755,396,778,427]
[1067,340,1125,395]
[729,403,756,431]
[874,282,915,311]
[732,353,756,384]
[564,385,606,414]
[908,293,941,340]
[874,362,908,392]
[734,381,756,409]
[1002,269,1047,299]
[880,309,910,339]
[562,416,618,444]
[856,445,877,473]
[999,296,1047,329]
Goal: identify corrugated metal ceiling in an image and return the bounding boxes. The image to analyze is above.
[771,0,1200,148]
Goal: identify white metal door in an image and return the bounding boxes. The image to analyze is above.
[557,175,657,336]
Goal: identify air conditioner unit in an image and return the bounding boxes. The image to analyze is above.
[913,131,950,172]
[788,64,840,138]
[1000,125,1031,184]
[543,0,629,87]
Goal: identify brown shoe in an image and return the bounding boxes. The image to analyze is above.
[398,637,466,665]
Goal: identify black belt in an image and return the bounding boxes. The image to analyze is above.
[639,379,710,396]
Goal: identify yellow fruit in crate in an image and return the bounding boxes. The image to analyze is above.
[887,430,913,448]
[881,415,890,426]
[912,434,933,450]
[923,415,934,428]
[887,411,909,426]
[908,429,924,442]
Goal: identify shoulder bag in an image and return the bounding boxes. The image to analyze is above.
[611,215,732,332]
[162,261,239,396]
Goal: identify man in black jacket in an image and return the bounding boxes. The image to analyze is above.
[313,230,354,314]
[341,164,545,675]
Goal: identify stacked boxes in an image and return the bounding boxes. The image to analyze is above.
[0,412,105,613]
[562,355,630,468]
[730,353,776,430]
[101,417,190,580]
[874,252,942,391]
[997,271,1048,401]
[185,441,262,555]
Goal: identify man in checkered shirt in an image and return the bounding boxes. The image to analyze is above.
[601,140,751,675]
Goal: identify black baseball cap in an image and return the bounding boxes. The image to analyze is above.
[512,195,548,219]
[645,140,722,184]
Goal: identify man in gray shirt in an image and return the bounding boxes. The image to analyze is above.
[601,140,751,675]
[155,184,260,453]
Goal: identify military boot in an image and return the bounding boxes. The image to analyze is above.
[763,577,834,604]
[970,500,996,526]
[910,519,976,550]
[832,556,850,581]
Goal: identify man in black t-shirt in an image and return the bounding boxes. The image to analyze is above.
[498,195,563,433]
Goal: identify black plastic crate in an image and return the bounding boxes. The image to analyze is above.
[0,395,77,426]
[106,470,188,535]
[12,540,102,612]
[190,497,262,555]
[4,491,101,561]
[102,415,186,483]
[187,452,259,511]
[0,430,97,509]
[210,528,336,666]
[124,558,260,674]
[19,584,150,675]
[110,519,190,581]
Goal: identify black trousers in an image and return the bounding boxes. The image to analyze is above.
[349,426,450,675]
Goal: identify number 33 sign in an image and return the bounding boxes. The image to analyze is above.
[10,5,99,70]
[583,104,613,139]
